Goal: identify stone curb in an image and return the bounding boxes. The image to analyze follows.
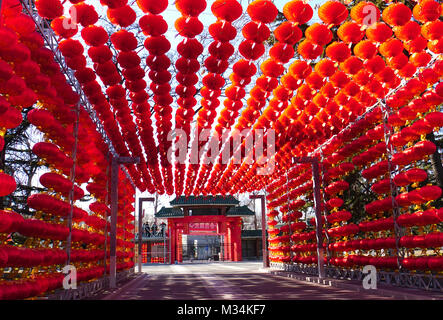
[269,270,443,300]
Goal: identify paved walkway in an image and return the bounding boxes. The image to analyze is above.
[99,262,411,300]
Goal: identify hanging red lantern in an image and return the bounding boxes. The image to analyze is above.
[58,39,84,58]
[81,26,108,47]
[274,22,302,46]
[107,5,136,28]
[366,22,392,42]
[404,36,428,53]
[379,39,404,58]
[51,17,78,39]
[72,3,99,27]
[297,40,323,60]
[0,172,16,196]
[394,21,421,41]
[337,21,364,44]
[305,23,333,46]
[354,40,377,60]
[417,185,442,202]
[247,0,278,24]
[136,0,168,14]
[35,0,63,19]
[283,0,313,25]
[421,20,443,40]
[175,0,207,17]
[318,1,348,26]
[211,0,242,22]
[382,2,411,27]
[340,56,363,75]
[413,0,442,23]
[350,1,380,25]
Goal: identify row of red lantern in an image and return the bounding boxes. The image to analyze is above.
[174,0,210,196]
[0,273,64,300]
[83,20,153,191]
[262,3,442,270]
[111,14,165,194]
[0,245,67,268]
[203,0,280,194]
[140,2,176,195]
[103,27,156,192]
[3,0,111,287]
[229,1,443,195]
[2,1,135,300]
[27,193,87,220]
[58,38,144,189]
[191,0,244,195]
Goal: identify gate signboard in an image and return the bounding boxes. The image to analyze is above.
[188,222,218,235]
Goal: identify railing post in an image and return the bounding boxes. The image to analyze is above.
[250,194,269,268]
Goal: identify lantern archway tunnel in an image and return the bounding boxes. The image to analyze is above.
[0,0,442,299]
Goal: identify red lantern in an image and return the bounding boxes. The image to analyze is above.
[318,1,348,26]
[35,0,63,19]
[366,22,392,42]
[350,1,380,25]
[175,0,207,17]
[305,23,333,46]
[354,40,377,60]
[382,2,411,27]
[81,26,108,47]
[136,0,168,14]
[72,3,99,27]
[413,0,441,23]
[139,14,168,36]
[0,172,17,197]
[247,0,278,24]
[297,40,323,60]
[211,0,242,22]
[107,5,136,28]
[337,21,364,44]
[283,1,313,25]
[274,22,302,46]
[421,20,443,40]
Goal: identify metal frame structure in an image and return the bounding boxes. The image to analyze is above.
[250,194,269,268]
[18,0,136,187]
[269,55,442,292]
[110,156,140,288]
[137,197,155,272]
[292,156,325,279]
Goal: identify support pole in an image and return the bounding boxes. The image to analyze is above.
[311,159,325,279]
[109,157,119,289]
[250,194,269,268]
[293,157,325,279]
